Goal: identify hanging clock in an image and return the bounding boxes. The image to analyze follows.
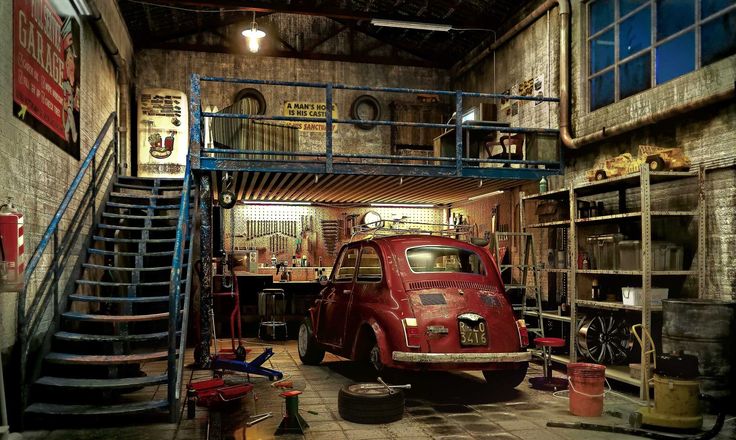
[350,95,382,130]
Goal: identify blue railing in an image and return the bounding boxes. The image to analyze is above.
[167,157,194,419]
[17,112,117,411]
[189,74,562,178]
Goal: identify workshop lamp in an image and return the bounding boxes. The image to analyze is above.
[242,12,266,53]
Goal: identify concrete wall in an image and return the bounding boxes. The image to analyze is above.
[454,1,736,299]
[134,14,449,158]
[0,1,133,355]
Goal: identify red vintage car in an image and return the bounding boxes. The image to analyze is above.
[298,235,531,388]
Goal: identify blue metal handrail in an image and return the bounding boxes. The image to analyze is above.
[17,111,117,412]
[167,157,192,419]
[190,74,563,178]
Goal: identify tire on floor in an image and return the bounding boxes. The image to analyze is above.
[338,383,405,424]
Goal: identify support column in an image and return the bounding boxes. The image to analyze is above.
[196,173,213,368]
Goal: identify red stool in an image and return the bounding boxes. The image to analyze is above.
[529,337,568,391]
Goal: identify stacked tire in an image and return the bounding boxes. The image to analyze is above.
[338,383,405,424]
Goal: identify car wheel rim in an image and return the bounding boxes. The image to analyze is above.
[298,324,308,356]
[347,383,389,395]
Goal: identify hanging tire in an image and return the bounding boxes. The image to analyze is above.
[338,383,405,424]
[298,318,325,365]
[483,362,529,389]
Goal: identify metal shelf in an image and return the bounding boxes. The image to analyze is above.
[522,187,569,201]
[548,354,645,387]
[574,170,697,196]
[575,299,662,312]
[577,269,698,276]
[540,268,570,273]
[526,219,570,228]
[575,210,697,224]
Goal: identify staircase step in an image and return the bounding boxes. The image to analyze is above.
[103,212,179,220]
[76,279,184,287]
[117,176,183,184]
[88,248,187,257]
[36,374,168,390]
[62,311,169,322]
[93,235,178,243]
[45,351,170,365]
[25,400,169,416]
[114,182,185,193]
[97,224,178,231]
[110,192,186,200]
[55,331,172,343]
[106,201,188,210]
[69,294,171,303]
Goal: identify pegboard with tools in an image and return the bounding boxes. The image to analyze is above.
[222,204,444,267]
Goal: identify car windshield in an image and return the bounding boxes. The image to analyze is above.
[406,246,486,274]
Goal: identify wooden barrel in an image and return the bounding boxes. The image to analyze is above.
[661,299,736,407]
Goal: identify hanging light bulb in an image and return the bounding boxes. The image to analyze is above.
[242,12,266,53]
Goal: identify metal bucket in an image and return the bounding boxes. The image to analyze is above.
[661,299,736,408]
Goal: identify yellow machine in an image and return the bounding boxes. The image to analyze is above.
[586,146,691,181]
[630,324,703,430]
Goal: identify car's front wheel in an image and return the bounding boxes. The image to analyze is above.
[483,362,528,389]
[298,318,325,365]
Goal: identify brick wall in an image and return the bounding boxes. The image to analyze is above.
[454,2,736,299]
[0,2,133,355]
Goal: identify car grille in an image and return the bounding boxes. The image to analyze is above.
[419,293,447,305]
[408,280,496,291]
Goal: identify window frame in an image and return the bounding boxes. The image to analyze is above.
[586,0,736,111]
[356,245,383,284]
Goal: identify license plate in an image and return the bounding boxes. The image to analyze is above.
[458,320,488,346]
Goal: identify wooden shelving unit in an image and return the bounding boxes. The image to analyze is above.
[522,165,705,399]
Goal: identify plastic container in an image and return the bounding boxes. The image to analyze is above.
[618,240,641,270]
[653,243,684,271]
[567,363,606,417]
[621,287,669,306]
[587,233,624,270]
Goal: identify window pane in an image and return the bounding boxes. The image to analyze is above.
[590,0,615,35]
[406,246,486,274]
[619,7,651,58]
[657,0,695,40]
[335,248,359,281]
[590,30,615,73]
[620,0,647,16]
[620,54,651,98]
[702,0,733,18]
[656,31,695,84]
[357,247,382,282]
[590,70,615,110]
[702,10,736,65]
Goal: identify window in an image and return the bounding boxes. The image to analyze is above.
[334,248,359,282]
[588,0,736,111]
[406,246,486,275]
[357,247,382,282]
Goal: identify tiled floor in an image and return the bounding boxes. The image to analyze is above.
[20,339,735,440]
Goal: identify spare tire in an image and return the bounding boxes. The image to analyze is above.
[338,383,405,424]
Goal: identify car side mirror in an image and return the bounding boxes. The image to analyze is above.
[471,237,489,247]
[319,275,329,286]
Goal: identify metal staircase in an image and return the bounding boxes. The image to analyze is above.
[16,113,195,423]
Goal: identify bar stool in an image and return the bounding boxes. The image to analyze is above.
[258,288,288,340]
[529,337,568,391]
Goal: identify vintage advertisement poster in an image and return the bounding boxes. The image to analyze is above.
[13,0,81,159]
[282,101,338,132]
[136,88,189,178]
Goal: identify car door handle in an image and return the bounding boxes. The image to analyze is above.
[342,290,352,295]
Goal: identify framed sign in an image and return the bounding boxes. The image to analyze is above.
[13,0,81,159]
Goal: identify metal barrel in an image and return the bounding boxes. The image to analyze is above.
[661,299,736,407]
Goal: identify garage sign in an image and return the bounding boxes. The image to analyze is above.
[282,101,338,132]
[13,0,81,159]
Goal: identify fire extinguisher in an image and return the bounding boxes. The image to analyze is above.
[0,198,25,286]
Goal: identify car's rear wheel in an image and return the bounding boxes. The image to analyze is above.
[298,318,325,365]
[483,362,528,389]
[338,383,405,424]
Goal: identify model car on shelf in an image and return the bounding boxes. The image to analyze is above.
[586,145,690,181]
[297,234,531,388]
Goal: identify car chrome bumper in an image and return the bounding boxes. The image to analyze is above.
[391,351,531,363]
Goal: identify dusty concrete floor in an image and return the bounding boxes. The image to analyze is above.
[20,339,735,440]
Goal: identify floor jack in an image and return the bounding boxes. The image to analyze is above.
[210,269,284,381]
